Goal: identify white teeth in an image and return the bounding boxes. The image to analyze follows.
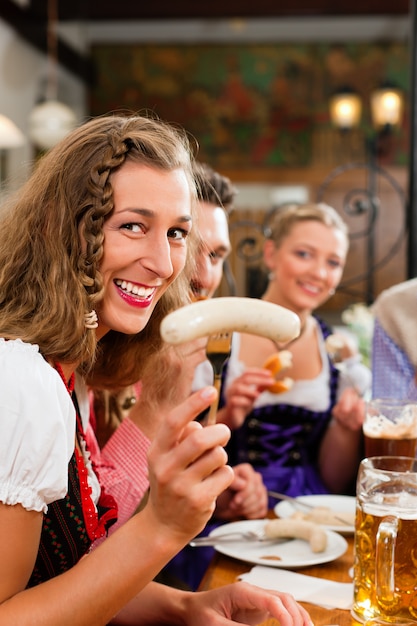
[302,283,320,294]
[115,279,154,298]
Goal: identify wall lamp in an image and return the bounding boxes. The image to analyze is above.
[317,82,406,306]
[329,86,362,131]
[329,83,404,135]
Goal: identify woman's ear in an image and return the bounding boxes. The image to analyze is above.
[263,239,276,271]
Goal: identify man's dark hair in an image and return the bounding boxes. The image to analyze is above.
[193,161,237,212]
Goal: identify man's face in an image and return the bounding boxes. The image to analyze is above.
[190,201,231,299]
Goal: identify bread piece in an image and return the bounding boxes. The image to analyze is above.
[263,351,294,394]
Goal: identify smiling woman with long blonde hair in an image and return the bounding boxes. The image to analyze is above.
[0,114,312,626]
[222,202,371,504]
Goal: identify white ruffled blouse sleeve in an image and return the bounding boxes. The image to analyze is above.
[0,339,75,513]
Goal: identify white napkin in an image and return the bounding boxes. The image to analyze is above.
[238,566,353,610]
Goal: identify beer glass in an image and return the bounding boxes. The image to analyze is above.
[352,456,417,623]
[363,399,417,458]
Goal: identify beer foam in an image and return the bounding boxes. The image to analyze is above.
[362,495,417,520]
[363,410,417,439]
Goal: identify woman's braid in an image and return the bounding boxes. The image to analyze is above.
[80,136,130,306]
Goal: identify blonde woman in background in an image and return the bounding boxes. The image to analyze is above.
[222,203,371,505]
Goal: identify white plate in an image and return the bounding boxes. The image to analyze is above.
[273,494,356,534]
[209,519,348,569]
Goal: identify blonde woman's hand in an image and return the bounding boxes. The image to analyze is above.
[218,368,275,429]
[332,387,365,431]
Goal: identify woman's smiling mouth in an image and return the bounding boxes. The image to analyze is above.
[298,281,321,296]
[114,279,156,308]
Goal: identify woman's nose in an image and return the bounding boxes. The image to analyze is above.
[142,236,173,278]
[312,259,329,280]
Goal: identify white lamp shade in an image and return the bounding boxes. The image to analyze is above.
[370,87,403,128]
[329,92,362,130]
[28,100,77,150]
[0,114,25,149]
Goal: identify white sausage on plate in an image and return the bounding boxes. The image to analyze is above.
[264,518,327,553]
[160,297,300,345]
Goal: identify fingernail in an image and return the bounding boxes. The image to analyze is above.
[200,386,217,400]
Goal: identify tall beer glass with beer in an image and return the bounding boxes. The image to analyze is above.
[352,456,417,623]
[363,399,417,458]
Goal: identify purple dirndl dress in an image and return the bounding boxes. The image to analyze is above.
[226,317,340,508]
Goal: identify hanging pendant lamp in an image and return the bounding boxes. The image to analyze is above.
[28,0,77,150]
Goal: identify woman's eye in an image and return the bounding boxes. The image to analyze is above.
[328,259,343,269]
[295,249,310,259]
[121,223,144,233]
[168,227,189,241]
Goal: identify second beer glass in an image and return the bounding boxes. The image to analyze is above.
[363,399,417,458]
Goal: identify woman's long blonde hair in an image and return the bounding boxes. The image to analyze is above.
[0,113,198,387]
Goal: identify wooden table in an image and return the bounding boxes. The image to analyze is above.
[199,533,361,626]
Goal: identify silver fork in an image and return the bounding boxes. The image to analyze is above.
[189,528,285,547]
[205,331,233,425]
[268,490,351,525]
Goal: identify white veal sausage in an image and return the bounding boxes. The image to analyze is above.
[160,297,300,345]
[264,518,327,553]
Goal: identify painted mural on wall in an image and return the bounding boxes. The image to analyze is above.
[90,42,409,171]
